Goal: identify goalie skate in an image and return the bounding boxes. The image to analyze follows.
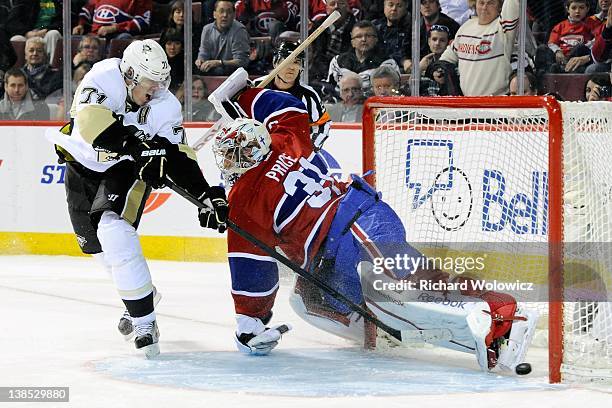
[118,287,162,341]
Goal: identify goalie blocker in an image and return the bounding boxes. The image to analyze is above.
[207,69,538,372]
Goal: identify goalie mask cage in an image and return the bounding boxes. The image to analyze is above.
[362,96,612,383]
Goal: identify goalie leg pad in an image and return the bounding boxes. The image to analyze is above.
[289,277,365,343]
[97,211,154,302]
[496,306,539,371]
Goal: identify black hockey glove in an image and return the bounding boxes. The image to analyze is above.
[127,138,169,189]
[198,186,228,233]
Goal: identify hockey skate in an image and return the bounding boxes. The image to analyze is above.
[134,320,160,359]
[234,313,292,356]
[118,286,162,341]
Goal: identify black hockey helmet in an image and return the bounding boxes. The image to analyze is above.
[273,41,303,67]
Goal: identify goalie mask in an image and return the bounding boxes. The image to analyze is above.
[213,118,271,176]
[120,39,171,103]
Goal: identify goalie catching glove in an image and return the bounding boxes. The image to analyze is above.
[234,314,292,356]
[198,186,229,233]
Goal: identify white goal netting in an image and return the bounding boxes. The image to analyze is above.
[366,98,612,382]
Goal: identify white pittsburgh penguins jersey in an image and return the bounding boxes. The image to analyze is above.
[46,58,181,172]
[122,90,184,145]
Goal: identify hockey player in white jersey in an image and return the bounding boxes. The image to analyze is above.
[47,39,228,358]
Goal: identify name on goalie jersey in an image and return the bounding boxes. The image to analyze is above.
[265,153,298,182]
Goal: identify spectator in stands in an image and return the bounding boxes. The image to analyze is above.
[439,0,474,24]
[420,0,460,59]
[73,0,152,38]
[362,0,387,21]
[0,0,35,39]
[160,28,184,93]
[508,71,538,95]
[584,72,612,100]
[588,0,610,26]
[9,1,62,63]
[0,29,17,94]
[191,76,221,121]
[310,0,357,82]
[440,0,520,96]
[590,3,612,72]
[327,20,400,95]
[72,35,103,68]
[528,0,567,36]
[325,72,364,122]
[419,24,450,74]
[160,0,202,58]
[371,65,401,96]
[414,58,461,96]
[195,0,250,76]
[0,68,50,120]
[73,61,92,87]
[235,0,299,40]
[373,0,412,73]
[22,37,61,100]
[535,0,598,74]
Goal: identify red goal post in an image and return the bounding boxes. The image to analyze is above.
[361,96,612,383]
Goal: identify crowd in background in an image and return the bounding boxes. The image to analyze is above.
[1,0,611,122]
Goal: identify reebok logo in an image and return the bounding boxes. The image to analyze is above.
[417,292,466,309]
[141,149,166,157]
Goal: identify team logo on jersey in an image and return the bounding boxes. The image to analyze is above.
[93,5,121,24]
[476,40,492,55]
[255,13,279,35]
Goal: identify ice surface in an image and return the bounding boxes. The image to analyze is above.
[1,256,611,408]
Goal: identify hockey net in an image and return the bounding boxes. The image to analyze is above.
[362,96,612,383]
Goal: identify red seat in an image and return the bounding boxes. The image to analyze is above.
[10,40,25,68]
[69,36,107,63]
[107,38,134,58]
[193,2,202,25]
[202,76,228,92]
[540,73,589,102]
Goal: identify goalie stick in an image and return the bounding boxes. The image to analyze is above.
[166,178,451,347]
[189,10,342,152]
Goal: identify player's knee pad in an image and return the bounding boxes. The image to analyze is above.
[97,211,152,300]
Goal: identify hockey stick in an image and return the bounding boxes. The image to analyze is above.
[165,179,406,343]
[190,10,342,152]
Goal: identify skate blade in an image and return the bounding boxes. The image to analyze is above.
[139,343,160,359]
[122,332,135,342]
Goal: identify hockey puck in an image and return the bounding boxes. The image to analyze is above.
[515,363,532,375]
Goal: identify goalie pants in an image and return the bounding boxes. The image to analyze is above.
[318,176,423,314]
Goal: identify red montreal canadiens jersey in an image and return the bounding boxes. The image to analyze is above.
[79,0,152,34]
[548,19,599,56]
[226,88,347,318]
